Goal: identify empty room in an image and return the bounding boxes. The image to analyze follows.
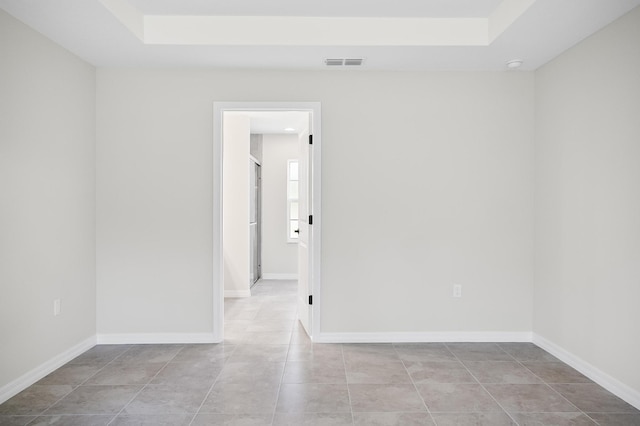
[1,0,639,425]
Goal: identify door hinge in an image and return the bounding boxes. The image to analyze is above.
[309,134,313,145]
[308,215,313,225]
[308,295,313,305]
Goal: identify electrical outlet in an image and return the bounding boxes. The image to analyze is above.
[453,284,462,298]
[53,299,61,316]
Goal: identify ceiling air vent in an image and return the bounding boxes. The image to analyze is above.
[325,59,344,66]
[324,58,364,67]
[344,58,363,66]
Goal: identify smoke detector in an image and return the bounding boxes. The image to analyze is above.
[506,59,524,70]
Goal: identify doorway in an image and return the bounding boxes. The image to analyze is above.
[212,102,321,342]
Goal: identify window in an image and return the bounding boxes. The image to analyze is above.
[287,160,299,242]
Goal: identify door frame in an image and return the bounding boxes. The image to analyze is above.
[212,102,322,342]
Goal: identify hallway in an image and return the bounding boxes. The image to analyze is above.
[224,280,307,346]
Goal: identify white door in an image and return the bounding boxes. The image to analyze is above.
[297,119,312,336]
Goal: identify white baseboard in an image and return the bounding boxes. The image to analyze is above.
[96,333,217,345]
[0,335,96,405]
[533,333,640,410]
[261,273,297,280]
[314,331,533,344]
[224,290,251,298]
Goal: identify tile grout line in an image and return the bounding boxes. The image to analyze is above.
[509,347,598,424]
[106,345,185,425]
[538,381,589,420]
[445,342,522,426]
[267,284,294,424]
[340,344,355,425]
[187,343,239,426]
[394,343,438,426]
[80,345,135,426]
[25,345,135,424]
[269,315,296,426]
[506,346,598,422]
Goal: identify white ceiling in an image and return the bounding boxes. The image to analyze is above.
[128,0,504,18]
[1,0,639,71]
[227,111,310,135]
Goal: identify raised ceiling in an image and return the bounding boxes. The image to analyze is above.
[129,0,505,17]
[0,0,638,70]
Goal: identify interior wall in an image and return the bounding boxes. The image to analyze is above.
[261,134,299,277]
[0,10,96,390]
[96,68,534,336]
[250,134,263,163]
[96,75,214,336]
[223,114,251,296]
[534,6,640,395]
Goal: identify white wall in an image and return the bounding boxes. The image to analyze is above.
[96,74,214,336]
[250,134,263,163]
[261,134,298,277]
[534,6,640,396]
[0,10,96,391]
[96,69,534,336]
[223,114,250,297]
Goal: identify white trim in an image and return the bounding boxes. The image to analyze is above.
[314,331,533,344]
[213,102,322,344]
[309,107,322,341]
[0,336,96,404]
[212,104,224,343]
[286,158,299,244]
[224,290,251,298]
[96,333,216,345]
[533,333,640,410]
[261,273,298,280]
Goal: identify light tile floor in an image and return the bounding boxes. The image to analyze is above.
[1,279,639,425]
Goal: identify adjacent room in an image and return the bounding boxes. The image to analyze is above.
[1,0,639,424]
